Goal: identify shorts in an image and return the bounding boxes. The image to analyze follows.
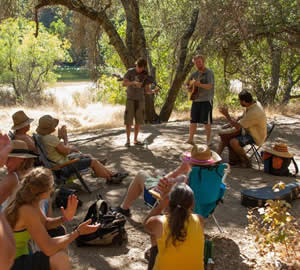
[191,101,213,124]
[61,157,92,179]
[11,251,50,270]
[124,99,145,125]
[235,133,255,147]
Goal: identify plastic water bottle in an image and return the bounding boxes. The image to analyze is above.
[144,139,148,149]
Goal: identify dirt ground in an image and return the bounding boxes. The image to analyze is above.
[53,115,300,270]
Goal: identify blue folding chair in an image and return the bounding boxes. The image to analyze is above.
[189,163,230,233]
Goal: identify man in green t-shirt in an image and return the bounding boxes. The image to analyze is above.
[36,115,127,184]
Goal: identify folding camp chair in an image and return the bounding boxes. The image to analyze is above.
[33,133,92,193]
[189,163,230,233]
[246,121,275,169]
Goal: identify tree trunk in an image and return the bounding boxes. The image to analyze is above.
[265,38,281,105]
[159,9,199,121]
[159,8,218,121]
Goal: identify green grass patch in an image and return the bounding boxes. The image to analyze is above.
[55,67,91,81]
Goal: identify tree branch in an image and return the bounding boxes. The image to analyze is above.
[34,0,134,67]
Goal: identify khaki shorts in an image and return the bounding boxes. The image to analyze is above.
[124,99,145,125]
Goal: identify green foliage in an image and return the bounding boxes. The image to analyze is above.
[49,18,67,38]
[0,18,71,105]
[95,75,126,105]
[55,66,90,81]
[247,182,300,264]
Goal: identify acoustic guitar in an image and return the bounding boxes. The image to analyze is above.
[187,73,205,101]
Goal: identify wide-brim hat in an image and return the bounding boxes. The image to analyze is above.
[36,115,59,135]
[11,110,34,130]
[8,140,39,159]
[264,143,293,158]
[181,145,222,165]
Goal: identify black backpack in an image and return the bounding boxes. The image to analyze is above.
[263,153,298,177]
[76,195,127,247]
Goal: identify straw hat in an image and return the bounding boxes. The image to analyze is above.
[8,140,39,159]
[264,143,293,158]
[36,115,59,135]
[11,111,34,130]
[181,145,222,165]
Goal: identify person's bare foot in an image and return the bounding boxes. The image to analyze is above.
[185,140,195,145]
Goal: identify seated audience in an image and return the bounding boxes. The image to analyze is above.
[218,90,267,167]
[5,167,100,270]
[114,145,221,217]
[11,111,37,152]
[36,114,126,184]
[113,162,190,217]
[144,183,204,270]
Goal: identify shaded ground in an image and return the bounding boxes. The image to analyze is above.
[57,115,300,270]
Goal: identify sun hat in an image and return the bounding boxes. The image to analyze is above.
[264,142,293,159]
[11,111,34,130]
[181,145,222,165]
[36,115,59,135]
[8,140,39,159]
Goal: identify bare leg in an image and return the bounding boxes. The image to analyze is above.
[50,250,71,270]
[205,124,211,146]
[134,124,140,143]
[229,138,250,166]
[126,125,132,143]
[187,123,197,144]
[121,171,146,210]
[90,159,113,179]
[217,141,226,155]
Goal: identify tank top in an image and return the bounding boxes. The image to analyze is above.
[154,214,204,270]
[13,229,31,258]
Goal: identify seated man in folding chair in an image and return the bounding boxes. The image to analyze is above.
[218,90,267,168]
[36,115,127,184]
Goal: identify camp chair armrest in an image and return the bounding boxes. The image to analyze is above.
[148,189,163,201]
[51,159,79,171]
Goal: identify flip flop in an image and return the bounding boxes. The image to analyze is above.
[107,172,129,185]
[125,142,130,147]
[134,141,144,146]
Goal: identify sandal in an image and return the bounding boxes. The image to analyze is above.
[125,142,130,147]
[106,172,129,185]
[134,141,144,146]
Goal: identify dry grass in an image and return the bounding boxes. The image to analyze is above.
[1,87,299,135]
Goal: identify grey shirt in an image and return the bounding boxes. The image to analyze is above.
[124,68,148,101]
[188,68,214,103]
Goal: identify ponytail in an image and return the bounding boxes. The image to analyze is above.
[166,183,194,247]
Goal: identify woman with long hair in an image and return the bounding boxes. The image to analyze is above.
[5,167,100,270]
[144,183,204,270]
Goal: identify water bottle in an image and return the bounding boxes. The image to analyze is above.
[144,139,148,149]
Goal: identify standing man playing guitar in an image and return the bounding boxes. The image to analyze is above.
[185,55,215,146]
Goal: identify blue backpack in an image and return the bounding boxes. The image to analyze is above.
[189,163,227,218]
